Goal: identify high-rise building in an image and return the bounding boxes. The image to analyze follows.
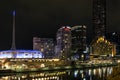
[93,0,106,37]
[56,26,71,59]
[33,37,54,58]
[71,25,87,59]
[90,0,116,58]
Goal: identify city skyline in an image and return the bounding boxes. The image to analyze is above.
[0,0,120,50]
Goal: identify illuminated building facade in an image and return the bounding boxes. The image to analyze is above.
[90,0,116,58]
[90,36,116,58]
[56,26,71,59]
[93,0,106,37]
[0,50,43,58]
[71,25,87,59]
[33,37,54,58]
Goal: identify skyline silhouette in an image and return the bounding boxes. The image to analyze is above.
[0,0,120,50]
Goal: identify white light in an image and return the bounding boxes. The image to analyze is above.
[83,78,86,80]
[74,70,78,77]
[88,69,91,75]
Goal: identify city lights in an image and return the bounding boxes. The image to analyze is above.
[0,0,120,79]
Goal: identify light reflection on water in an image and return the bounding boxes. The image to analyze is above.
[0,67,113,80]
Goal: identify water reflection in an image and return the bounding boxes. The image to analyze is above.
[0,67,113,80]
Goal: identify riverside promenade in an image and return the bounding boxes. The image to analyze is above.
[0,60,118,72]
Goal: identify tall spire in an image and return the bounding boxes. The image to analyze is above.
[11,10,16,50]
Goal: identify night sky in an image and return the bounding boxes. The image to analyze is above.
[0,0,120,50]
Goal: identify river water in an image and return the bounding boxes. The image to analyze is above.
[0,67,114,80]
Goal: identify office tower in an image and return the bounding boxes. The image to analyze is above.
[56,26,71,59]
[33,37,54,58]
[93,0,106,37]
[90,0,116,58]
[71,25,87,59]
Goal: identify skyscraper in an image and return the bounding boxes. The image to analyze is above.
[56,26,71,59]
[93,0,106,37]
[90,0,116,58]
[71,25,87,59]
[33,37,54,58]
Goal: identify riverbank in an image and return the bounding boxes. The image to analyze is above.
[0,62,117,73]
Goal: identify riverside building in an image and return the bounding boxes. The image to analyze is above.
[90,0,116,58]
[71,25,87,60]
[56,26,71,59]
[33,37,54,58]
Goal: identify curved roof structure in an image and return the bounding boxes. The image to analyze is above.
[0,50,43,58]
